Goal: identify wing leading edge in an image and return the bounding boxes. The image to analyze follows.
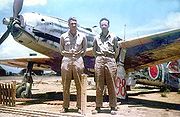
[0,57,51,71]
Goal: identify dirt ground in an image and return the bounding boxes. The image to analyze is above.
[0,76,180,117]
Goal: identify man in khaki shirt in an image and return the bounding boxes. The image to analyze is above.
[59,17,87,113]
[92,18,119,115]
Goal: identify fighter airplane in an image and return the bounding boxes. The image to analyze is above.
[0,0,180,98]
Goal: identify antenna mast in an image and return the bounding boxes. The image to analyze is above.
[123,24,126,41]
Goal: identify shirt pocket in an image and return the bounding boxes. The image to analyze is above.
[75,37,83,50]
[75,43,82,51]
[64,41,71,50]
[107,41,114,51]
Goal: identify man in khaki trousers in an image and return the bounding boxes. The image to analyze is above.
[59,17,87,113]
[92,18,119,115]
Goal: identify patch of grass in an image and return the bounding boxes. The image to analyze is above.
[161,93,167,97]
[160,87,170,93]
[160,87,170,97]
[177,90,180,94]
[164,88,170,93]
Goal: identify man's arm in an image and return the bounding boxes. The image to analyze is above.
[81,36,87,56]
[74,35,87,56]
[92,38,97,57]
[59,36,64,55]
[59,36,72,56]
[114,37,120,59]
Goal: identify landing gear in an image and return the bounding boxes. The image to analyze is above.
[16,62,34,98]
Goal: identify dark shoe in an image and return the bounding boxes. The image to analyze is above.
[110,107,117,115]
[92,107,101,114]
[95,107,101,113]
[61,108,68,113]
[77,108,81,114]
[111,107,118,111]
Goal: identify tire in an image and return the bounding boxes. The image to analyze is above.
[21,90,32,98]
[16,86,26,98]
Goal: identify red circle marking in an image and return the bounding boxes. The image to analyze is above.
[148,65,159,80]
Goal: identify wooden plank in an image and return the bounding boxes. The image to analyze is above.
[0,83,2,104]
[12,81,16,106]
[4,84,7,105]
[0,82,16,106]
[7,83,11,106]
[81,74,87,115]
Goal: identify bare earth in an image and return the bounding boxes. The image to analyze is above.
[0,76,180,117]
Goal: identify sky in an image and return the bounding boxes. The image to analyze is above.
[0,0,180,72]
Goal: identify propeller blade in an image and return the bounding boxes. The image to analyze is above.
[0,29,11,45]
[13,0,24,18]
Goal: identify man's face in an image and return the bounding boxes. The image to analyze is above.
[69,20,77,31]
[100,20,109,32]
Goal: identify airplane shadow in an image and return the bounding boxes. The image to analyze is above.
[16,91,180,111]
[121,97,180,111]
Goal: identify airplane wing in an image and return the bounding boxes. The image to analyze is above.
[122,28,180,72]
[0,47,94,73]
[0,56,51,71]
[1,28,180,74]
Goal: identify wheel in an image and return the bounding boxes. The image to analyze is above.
[21,90,32,98]
[16,86,26,98]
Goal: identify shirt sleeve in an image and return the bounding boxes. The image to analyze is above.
[114,36,120,59]
[82,35,87,56]
[92,37,97,57]
[59,35,64,56]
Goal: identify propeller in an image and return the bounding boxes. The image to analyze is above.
[13,0,24,18]
[0,0,24,45]
[0,29,11,45]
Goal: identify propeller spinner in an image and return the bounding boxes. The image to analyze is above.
[0,0,24,45]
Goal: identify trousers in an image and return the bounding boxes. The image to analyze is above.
[95,56,117,108]
[61,57,84,108]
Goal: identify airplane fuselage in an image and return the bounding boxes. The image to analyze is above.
[8,12,95,72]
[13,12,95,58]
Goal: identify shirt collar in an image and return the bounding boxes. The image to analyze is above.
[100,31,111,39]
[68,30,80,38]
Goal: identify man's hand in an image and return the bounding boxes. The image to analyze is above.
[70,49,76,57]
[70,49,76,53]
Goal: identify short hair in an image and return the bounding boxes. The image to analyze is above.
[99,18,110,25]
[68,17,77,23]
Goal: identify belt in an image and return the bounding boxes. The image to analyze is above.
[63,54,81,58]
[117,61,124,66]
[97,54,114,58]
